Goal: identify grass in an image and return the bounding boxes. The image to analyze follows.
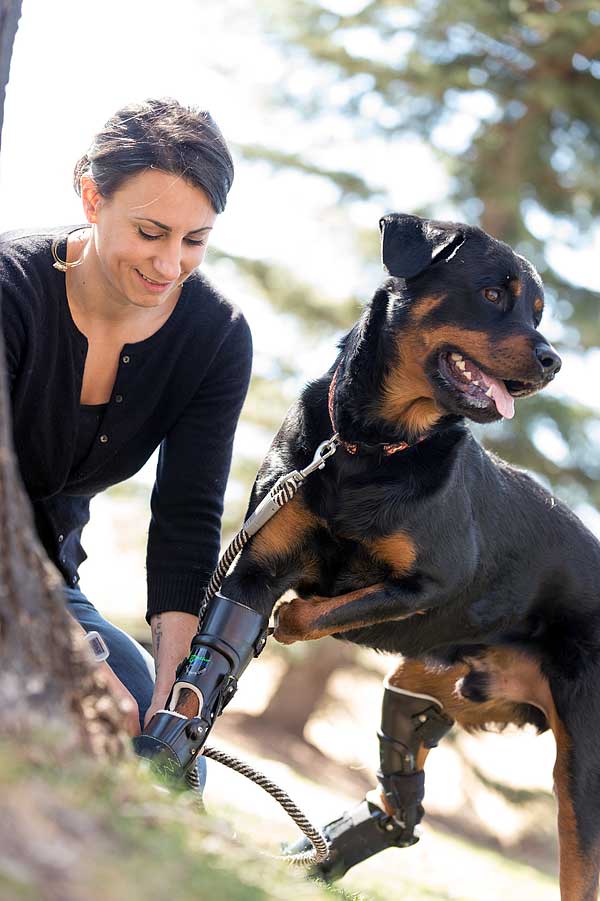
[0,726,560,901]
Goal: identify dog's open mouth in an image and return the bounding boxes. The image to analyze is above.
[437,352,536,420]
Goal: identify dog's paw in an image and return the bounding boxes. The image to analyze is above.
[273,597,315,645]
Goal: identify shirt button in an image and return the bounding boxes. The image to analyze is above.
[115,394,123,404]
[99,434,109,444]
[58,534,64,543]
[122,355,130,364]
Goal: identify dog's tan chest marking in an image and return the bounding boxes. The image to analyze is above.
[248,496,320,566]
[368,532,418,577]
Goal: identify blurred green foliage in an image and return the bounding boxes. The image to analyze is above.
[223,0,600,514]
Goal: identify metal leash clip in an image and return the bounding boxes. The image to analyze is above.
[299,434,340,479]
[243,435,340,538]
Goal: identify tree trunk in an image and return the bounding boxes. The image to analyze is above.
[0,1,127,754]
[259,639,355,738]
[0,0,22,147]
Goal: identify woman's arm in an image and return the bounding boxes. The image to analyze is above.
[145,312,252,621]
[143,312,252,727]
[144,610,199,727]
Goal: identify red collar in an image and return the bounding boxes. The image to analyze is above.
[327,365,426,456]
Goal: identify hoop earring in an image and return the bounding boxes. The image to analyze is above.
[51,227,89,272]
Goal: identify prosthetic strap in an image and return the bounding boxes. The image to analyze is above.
[134,593,268,779]
[377,681,454,843]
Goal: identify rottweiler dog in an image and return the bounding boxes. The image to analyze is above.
[222,214,600,899]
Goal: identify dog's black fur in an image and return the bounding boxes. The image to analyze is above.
[223,214,600,894]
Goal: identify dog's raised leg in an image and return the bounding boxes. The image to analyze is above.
[273,585,427,644]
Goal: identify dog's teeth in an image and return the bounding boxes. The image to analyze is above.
[464,371,472,380]
[472,380,481,387]
[456,361,466,371]
[451,353,463,362]
[485,387,494,397]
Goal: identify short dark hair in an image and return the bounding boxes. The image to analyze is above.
[73,98,234,213]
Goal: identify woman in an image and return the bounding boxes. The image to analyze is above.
[0,99,252,758]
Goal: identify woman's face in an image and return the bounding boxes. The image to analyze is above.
[81,168,218,309]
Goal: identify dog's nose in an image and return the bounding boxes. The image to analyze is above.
[535,344,562,379]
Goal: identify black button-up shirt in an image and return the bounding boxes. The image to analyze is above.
[1,228,252,621]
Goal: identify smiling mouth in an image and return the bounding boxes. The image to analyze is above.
[437,352,539,420]
[135,269,170,288]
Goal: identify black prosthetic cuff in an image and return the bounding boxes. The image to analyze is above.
[377,685,453,842]
[376,769,425,838]
[135,593,268,778]
[379,686,454,774]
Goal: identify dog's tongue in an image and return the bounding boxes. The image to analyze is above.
[480,373,515,419]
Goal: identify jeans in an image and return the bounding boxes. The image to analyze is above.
[66,585,207,789]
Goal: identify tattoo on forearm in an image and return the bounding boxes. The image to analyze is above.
[153,614,163,669]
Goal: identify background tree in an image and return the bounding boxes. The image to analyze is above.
[213,0,600,738]
[231,0,600,505]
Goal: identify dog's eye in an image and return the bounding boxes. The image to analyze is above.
[483,288,502,304]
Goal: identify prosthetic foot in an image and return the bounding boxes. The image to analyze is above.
[286,680,454,881]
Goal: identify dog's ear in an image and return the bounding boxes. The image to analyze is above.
[379,213,465,278]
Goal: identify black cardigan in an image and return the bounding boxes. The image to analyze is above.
[0,228,252,621]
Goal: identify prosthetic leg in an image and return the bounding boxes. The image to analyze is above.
[287,678,454,881]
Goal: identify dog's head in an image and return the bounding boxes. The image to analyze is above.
[372,213,561,436]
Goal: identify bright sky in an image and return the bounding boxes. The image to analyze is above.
[3,0,597,369]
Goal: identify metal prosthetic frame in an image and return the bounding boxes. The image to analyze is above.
[134,593,268,780]
[288,677,454,881]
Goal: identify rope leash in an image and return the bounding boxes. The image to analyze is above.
[192,434,340,865]
[200,435,340,620]
[200,746,330,864]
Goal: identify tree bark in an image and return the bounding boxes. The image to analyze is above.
[0,1,127,754]
[0,0,77,724]
[259,639,355,738]
[0,0,22,148]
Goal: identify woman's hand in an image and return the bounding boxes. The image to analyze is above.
[143,689,171,731]
[96,662,141,736]
[69,615,141,736]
